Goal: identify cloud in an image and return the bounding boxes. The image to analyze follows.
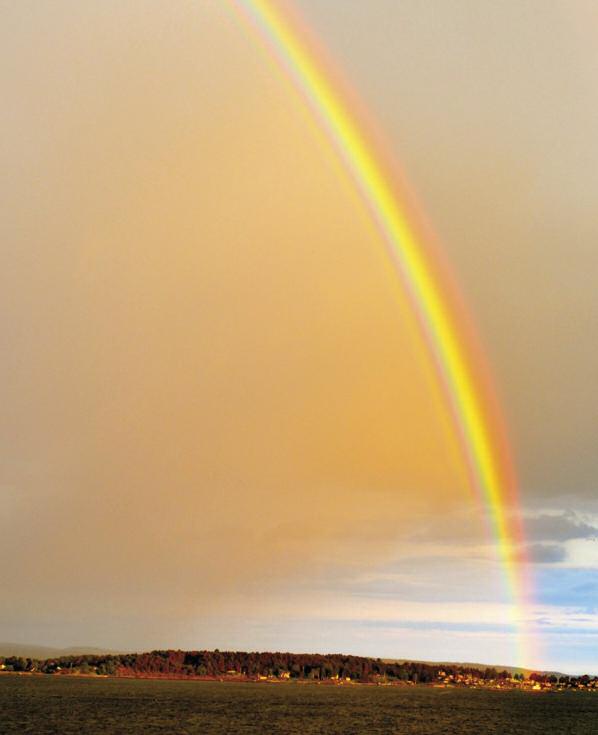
[561,538,598,569]
[526,543,567,564]
[525,511,598,543]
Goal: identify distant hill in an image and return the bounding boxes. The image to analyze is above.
[384,659,566,680]
[0,643,120,659]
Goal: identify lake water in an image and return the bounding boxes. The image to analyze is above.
[1,675,596,734]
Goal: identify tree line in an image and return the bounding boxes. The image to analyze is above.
[1,650,595,686]
[0,649,501,680]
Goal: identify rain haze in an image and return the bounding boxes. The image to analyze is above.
[2,1,597,674]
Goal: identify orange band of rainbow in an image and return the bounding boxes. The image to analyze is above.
[229,0,532,667]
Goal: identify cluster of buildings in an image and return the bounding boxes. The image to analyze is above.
[434,670,598,691]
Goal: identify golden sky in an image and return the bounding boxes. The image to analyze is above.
[1,0,470,634]
[2,1,598,671]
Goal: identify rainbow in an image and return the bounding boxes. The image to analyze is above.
[229,0,532,666]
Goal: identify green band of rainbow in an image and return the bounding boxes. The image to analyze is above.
[230,0,532,667]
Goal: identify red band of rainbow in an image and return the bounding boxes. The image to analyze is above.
[229,0,533,668]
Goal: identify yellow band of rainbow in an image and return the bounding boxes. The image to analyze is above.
[230,0,532,667]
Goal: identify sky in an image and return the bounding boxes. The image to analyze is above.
[1,0,597,674]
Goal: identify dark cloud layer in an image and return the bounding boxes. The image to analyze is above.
[526,543,568,565]
[526,513,597,543]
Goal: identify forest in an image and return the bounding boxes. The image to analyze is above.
[2,649,594,687]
